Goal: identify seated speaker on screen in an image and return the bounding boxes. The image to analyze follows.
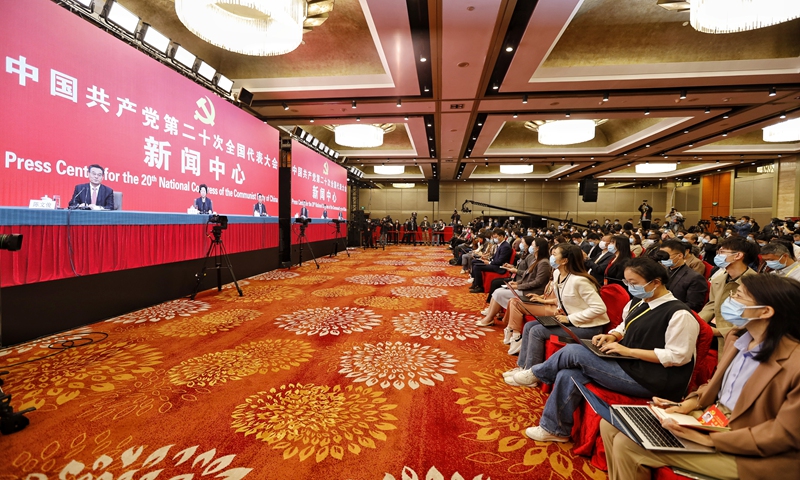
[69,164,114,210]
[296,200,309,218]
[338,211,344,220]
[193,184,213,214]
[253,193,269,217]
[322,204,328,219]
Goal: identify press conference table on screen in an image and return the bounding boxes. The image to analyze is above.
[0,207,282,288]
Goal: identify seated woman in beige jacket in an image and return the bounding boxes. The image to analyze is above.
[601,273,800,480]
[502,243,610,357]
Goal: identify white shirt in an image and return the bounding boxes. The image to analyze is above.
[609,292,699,367]
[773,261,800,282]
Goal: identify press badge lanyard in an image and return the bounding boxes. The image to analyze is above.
[624,300,650,331]
[555,273,571,314]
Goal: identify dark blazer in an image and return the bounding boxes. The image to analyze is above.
[194,197,213,214]
[69,183,114,209]
[586,251,614,285]
[604,256,629,288]
[665,263,708,312]
[322,209,328,219]
[516,259,552,294]
[587,244,602,260]
[254,202,268,216]
[489,240,513,266]
[299,207,309,217]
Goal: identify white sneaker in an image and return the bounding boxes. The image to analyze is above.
[507,334,522,355]
[524,425,569,443]
[512,369,539,387]
[502,327,513,345]
[502,367,521,378]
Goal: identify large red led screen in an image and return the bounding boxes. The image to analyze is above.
[290,141,347,243]
[0,0,279,215]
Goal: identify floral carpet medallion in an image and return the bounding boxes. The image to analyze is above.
[283,274,335,285]
[383,466,490,480]
[155,309,262,337]
[246,270,300,281]
[12,432,253,480]
[105,299,211,324]
[338,341,458,390]
[392,311,492,341]
[231,383,398,463]
[345,274,406,285]
[413,276,473,287]
[168,339,315,387]
[353,296,423,310]
[274,307,382,336]
[1,341,163,413]
[312,285,377,298]
[374,260,418,266]
[221,285,304,303]
[390,286,450,299]
[407,265,446,272]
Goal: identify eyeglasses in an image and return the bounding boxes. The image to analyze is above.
[622,279,653,288]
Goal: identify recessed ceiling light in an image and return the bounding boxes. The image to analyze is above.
[420,56,427,62]
[505,46,513,52]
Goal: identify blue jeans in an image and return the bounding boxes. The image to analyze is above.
[516,322,604,369]
[532,344,654,437]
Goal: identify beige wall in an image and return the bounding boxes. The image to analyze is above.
[360,181,674,227]
[731,170,775,226]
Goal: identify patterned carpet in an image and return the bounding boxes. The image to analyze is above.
[0,246,607,480]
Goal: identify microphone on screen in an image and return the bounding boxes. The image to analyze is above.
[69,187,86,210]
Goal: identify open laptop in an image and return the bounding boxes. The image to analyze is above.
[505,281,635,360]
[572,378,714,453]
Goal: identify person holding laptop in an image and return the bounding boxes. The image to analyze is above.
[515,256,699,443]
[502,243,609,360]
[601,274,800,480]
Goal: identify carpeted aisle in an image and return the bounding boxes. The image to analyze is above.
[0,246,607,480]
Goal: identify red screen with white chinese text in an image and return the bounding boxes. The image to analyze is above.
[0,0,279,215]
[290,141,348,243]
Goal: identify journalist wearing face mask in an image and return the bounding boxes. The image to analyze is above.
[698,237,759,348]
[760,242,800,282]
[601,274,800,480]
[507,256,697,444]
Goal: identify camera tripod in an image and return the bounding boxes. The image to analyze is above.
[190,225,243,299]
[329,221,350,258]
[290,223,319,269]
[0,371,34,435]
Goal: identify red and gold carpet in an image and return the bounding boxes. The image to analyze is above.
[0,246,607,480]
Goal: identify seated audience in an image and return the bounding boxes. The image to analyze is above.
[601,274,800,480]
[659,240,708,312]
[585,234,614,285]
[604,235,632,288]
[513,257,699,443]
[761,241,800,281]
[502,243,609,359]
[468,229,512,293]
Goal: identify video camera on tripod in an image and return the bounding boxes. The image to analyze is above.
[0,234,22,251]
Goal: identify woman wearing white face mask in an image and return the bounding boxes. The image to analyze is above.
[602,274,800,480]
[515,257,698,443]
[630,234,644,258]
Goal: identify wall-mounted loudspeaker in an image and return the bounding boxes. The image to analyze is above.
[238,88,254,107]
[581,178,599,202]
[427,179,440,202]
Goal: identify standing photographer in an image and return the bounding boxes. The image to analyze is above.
[638,200,653,230]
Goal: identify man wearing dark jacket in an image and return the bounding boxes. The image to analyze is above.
[659,240,708,312]
[469,229,512,293]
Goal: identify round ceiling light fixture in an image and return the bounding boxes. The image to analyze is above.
[763,118,800,142]
[526,119,604,145]
[374,165,405,175]
[499,164,534,174]
[690,0,800,34]
[175,0,322,56]
[334,124,385,148]
[635,163,677,174]
[392,183,415,189]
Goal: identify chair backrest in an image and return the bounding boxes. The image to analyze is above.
[599,283,629,332]
[702,261,713,280]
[508,248,516,265]
[113,191,123,210]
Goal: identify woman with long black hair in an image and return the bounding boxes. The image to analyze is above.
[602,274,800,480]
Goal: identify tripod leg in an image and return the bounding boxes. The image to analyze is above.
[190,240,217,300]
[217,240,243,296]
[299,232,319,269]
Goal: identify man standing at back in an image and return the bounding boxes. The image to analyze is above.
[638,199,652,231]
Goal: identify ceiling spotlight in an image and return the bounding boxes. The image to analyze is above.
[281,102,289,111]
[397,99,402,107]
[356,117,360,122]
[513,113,518,118]
[492,84,499,90]
[723,113,729,119]
[769,87,776,96]
[603,92,609,102]
[644,109,650,115]
[477,122,483,126]
[427,123,432,127]
[722,131,728,136]
[139,23,171,54]
[352,100,357,109]
[309,118,314,123]
[505,46,514,52]
[679,90,687,100]
[420,55,427,62]
[780,113,787,119]
[705,107,711,114]
[522,94,528,104]
[404,116,409,121]
[485,162,489,167]
[424,86,430,92]
[565,112,571,118]
[102,0,140,34]
[684,130,689,134]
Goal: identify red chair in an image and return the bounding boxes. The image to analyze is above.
[702,261,713,280]
[481,249,516,292]
[570,312,716,470]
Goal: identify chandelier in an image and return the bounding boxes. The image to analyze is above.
[175,0,334,56]
[525,119,606,146]
[763,118,800,142]
[690,0,800,34]
[635,163,677,174]
[499,165,534,174]
[374,165,405,175]
[329,123,395,148]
